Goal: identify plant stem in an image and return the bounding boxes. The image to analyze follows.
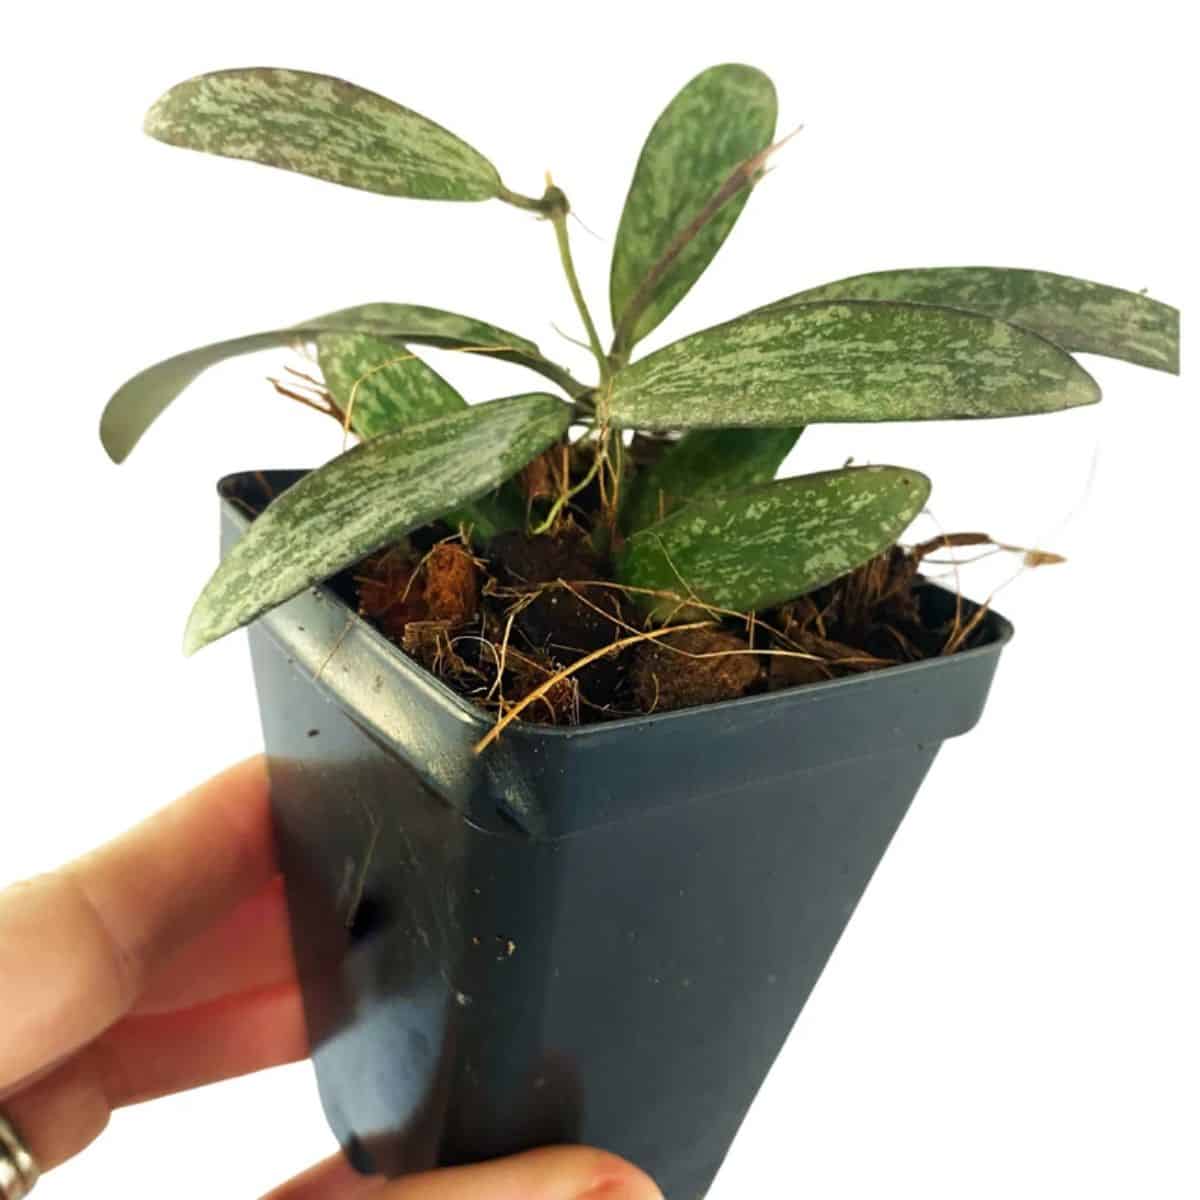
[530,442,603,534]
[550,208,609,381]
[496,184,558,215]
[499,177,608,385]
[524,356,593,403]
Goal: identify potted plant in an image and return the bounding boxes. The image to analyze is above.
[101,65,1180,1199]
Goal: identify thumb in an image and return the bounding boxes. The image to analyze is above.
[262,1144,663,1200]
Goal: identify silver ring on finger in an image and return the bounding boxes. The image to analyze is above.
[0,1111,39,1200]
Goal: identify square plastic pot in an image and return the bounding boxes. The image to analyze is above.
[219,470,1012,1199]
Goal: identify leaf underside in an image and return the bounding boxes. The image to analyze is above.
[316,332,523,537]
[145,67,500,201]
[609,300,1101,430]
[610,64,778,347]
[622,427,802,533]
[101,303,558,463]
[185,393,572,654]
[618,466,932,620]
[761,266,1180,374]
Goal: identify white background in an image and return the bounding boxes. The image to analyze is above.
[2,3,1195,1197]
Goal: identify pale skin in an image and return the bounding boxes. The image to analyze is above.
[0,758,661,1200]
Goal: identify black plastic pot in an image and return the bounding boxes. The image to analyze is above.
[220,470,1013,1199]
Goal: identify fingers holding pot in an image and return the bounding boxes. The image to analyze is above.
[261,1144,664,1200]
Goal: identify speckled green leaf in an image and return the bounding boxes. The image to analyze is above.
[617,466,931,620]
[761,267,1179,374]
[622,428,802,533]
[609,301,1101,430]
[185,393,572,654]
[102,303,575,463]
[316,332,523,537]
[610,64,777,347]
[145,68,500,200]
[317,332,464,438]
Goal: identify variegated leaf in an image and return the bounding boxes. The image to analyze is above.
[608,301,1100,430]
[610,64,777,349]
[617,466,931,620]
[316,332,523,537]
[761,267,1179,374]
[145,68,500,201]
[622,428,802,532]
[317,332,463,438]
[185,393,572,654]
[102,303,578,462]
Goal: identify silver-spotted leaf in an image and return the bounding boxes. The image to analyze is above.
[609,300,1100,430]
[617,466,931,620]
[317,332,463,438]
[622,427,802,533]
[145,68,500,200]
[184,393,572,654]
[102,303,575,462]
[761,267,1179,374]
[610,64,777,348]
[316,332,523,537]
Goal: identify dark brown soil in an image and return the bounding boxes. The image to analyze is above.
[631,627,764,711]
[334,521,992,727]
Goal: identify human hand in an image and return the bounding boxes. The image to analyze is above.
[0,758,661,1199]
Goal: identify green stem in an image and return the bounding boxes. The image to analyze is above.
[496,184,557,215]
[522,356,593,403]
[498,178,606,395]
[530,428,608,534]
[550,210,609,381]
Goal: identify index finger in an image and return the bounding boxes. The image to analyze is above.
[0,756,276,1090]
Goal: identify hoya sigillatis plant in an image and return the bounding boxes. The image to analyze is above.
[102,65,1180,730]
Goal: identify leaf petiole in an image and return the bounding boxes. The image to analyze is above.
[550,205,609,381]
